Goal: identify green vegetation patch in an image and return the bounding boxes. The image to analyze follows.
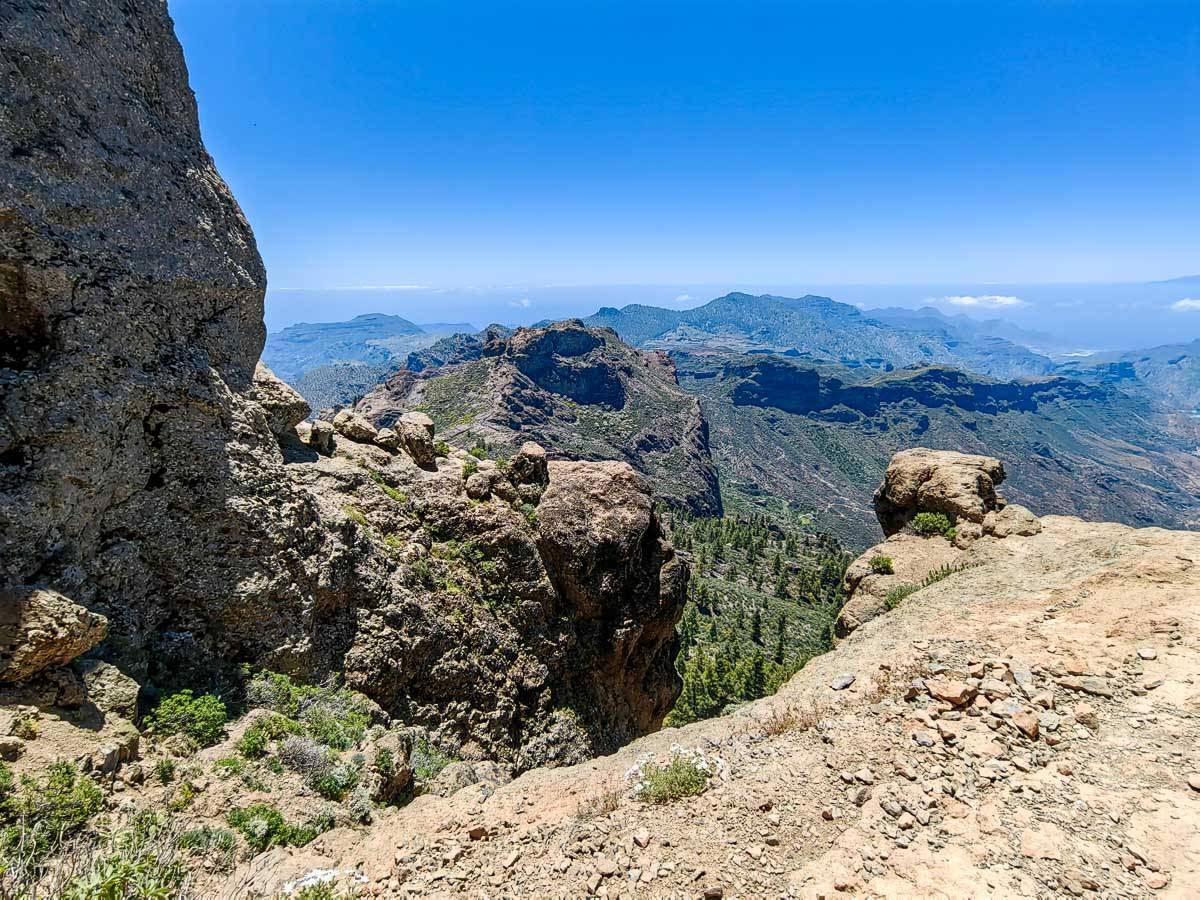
[144,689,227,747]
[226,803,320,853]
[634,755,709,804]
[910,511,955,539]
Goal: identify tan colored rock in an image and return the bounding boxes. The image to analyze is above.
[333,409,379,443]
[309,418,336,454]
[375,427,400,450]
[396,414,436,468]
[838,533,962,636]
[982,504,1042,538]
[75,659,141,720]
[925,677,974,706]
[874,448,1006,535]
[509,442,550,487]
[0,588,107,683]
[251,363,310,436]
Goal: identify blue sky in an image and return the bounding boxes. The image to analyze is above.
[171,1,1199,336]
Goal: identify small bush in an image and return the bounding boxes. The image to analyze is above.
[179,824,236,855]
[468,446,487,460]
[226,804,317,853]
[884,583,919,610]
[246,671,369,751]
[0,761,104,862]
[12,714,38,742]
[312,761,359,801]
[433,440,451,457]
[302,704,368,751]
[868,555,894,575]
[237,713,300,760]
[410,737,455,783]
[278,735,334,780]
[910,511,954,538]
[153,758,176,784]
[462,459,479,478]
[144,689,227,747]
[635,755,709,804]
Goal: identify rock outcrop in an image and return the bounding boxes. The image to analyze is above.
[838,449,1044,637]
[0,588,107,683]
[0,0,685,768]
[873,448,1008,536]
[227,509,1200,899]
[356,320,723,516]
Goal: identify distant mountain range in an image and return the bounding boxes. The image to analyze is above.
[261,293,1200,546]
[583,292,1056,379]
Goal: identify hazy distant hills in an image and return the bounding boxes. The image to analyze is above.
[677,353,1200,546]
[583,292,1055,379]
[261,314,482,411]
[1058,339,1200,415]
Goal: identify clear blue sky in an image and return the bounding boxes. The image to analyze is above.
[171,0,1199,297]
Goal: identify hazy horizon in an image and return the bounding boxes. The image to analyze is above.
[265,277,1200,353]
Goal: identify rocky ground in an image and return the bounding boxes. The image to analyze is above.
[228,510,1200,898]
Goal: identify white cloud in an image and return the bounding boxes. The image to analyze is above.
[938,294,1027,308]
[274,284,431,292]
[1170,298,1200,312]
[509,297,532,309]
[673,293,694,304]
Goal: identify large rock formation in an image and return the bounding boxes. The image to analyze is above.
[838,449,1043,636]
[0,0,685,767]
[356,320,723,516]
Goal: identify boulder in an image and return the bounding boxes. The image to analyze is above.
[251,363,310,436]
[837,533,963,636]
[509,441,550,487]
[874,448,1006,535]
[75,659,142,720]
[332,409,379,443]
[397,414,436,468]
[983,504,1042,538]
[0,588,108,683]
[375,427,400,450]
[309,418,336,454]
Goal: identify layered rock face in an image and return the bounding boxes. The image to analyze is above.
[0,0,685,767]
[357,319,723,516]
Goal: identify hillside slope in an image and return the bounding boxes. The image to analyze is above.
[230,454,1200,898]
[678,353,1200,547]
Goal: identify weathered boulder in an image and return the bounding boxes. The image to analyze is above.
[983,503,1042,538]
[251,363,310,436]
[374,427,400,450]
[309,418,336,454]
[0,589,108,683]
[396,412,436,468]
[874,448,1006,535]
[535,461,688,745]
[332,409,379,443]
[75,659,142,720]
[837,535,963,637]
[509,441,550,487]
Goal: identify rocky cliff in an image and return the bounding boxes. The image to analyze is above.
[231,451,1200,899]
[356,320,723,516]
[0,0,685,770]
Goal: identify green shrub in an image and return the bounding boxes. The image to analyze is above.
[302,704,368,751]
[462,459,479,478]
[58,812,189,900]
[433,441,451,457]
[144,689,227,747]
[312,762,359,801]
[868,555,894,575]
[884,583,919,610]
[236,713,300,760]
[410,737,455,783]
[0,762,13,804]
[468,446,487,460]
[179,824,237,855]
[153,758,176,784]
[910,512,954,538]
[226,804,317,852]
[0,761,104,862]
[635,756,709,804]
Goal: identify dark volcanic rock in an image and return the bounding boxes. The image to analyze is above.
[0,0,686,768]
